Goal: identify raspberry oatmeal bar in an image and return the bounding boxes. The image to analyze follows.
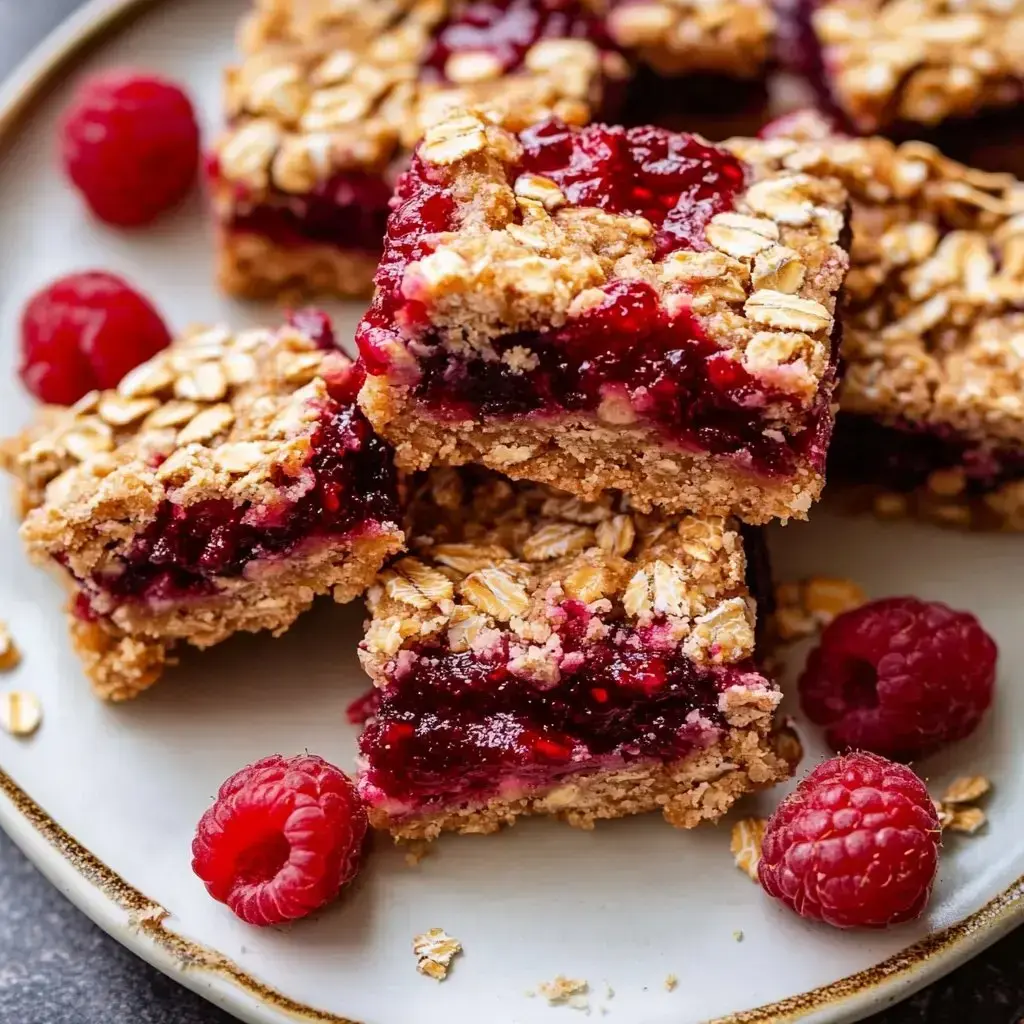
[210,0,778,299]
[355,109,851,523]
[779,0,1024,146]
[355,469,794,840]
[762,114,1024,529]
[3,314,403,699]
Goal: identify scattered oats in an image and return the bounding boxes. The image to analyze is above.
[413,928,462,981]
[664,974,678,992]
[537,976,589,1010]
[730,817,766,881]
[943,775,991,805]
[948,807,987,834]
[0,622,20,671]
[604,982,614,999]
[933,799,955,829]
[803,577,866,623]
[0,691,42,737]
[733,930,744,942]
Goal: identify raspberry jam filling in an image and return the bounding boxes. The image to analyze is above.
[829,413,1024,496]
[72,366,399,613]
[422,0,616,82]
[358,119,837,477]
[357,601,769,814]
[211,156,394,256]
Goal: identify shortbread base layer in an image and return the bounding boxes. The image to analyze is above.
[59,529,403,700]
[359,378,824,523]
[216,229,379,300]
[367,725,794,841]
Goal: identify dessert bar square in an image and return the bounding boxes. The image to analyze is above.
[3,314,404,699]
[210,0,778,299]
[781,0,1024,138]
[764,113,1024,529]
[356,109,851,523]
[355,469,794,840]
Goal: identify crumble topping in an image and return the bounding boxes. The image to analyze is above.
[398,108,848,419]
[217,0,613,198]
[812,0,1024,131]
[607,0,775,78]
[729,816,766,880]
[412,927,462,980]
[0,621,21,671]
[361,469,768,706]
[0,691,42,737]
[747,117,1024,447]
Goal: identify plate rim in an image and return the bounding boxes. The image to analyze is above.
[0,3,1022,1023]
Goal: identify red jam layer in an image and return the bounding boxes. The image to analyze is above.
[212,158,394,256]
[830,412,1024,496]
[422,0,616,82]
[71,360,399,612]
[357,602,770,814]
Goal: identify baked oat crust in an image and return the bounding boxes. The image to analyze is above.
[7,319,405,697]
[358,469,789,838]
[357,108,850,521]
[372,724,794,839]
[215,227,380,299]
[810,0,1024,132]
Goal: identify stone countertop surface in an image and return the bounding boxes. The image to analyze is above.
[1,2,1024,1023]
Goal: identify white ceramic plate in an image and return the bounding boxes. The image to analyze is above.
[0,2,1022,1022]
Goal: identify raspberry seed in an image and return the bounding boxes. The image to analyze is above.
[191,754,368,927]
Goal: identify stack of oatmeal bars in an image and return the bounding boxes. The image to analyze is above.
[3,0,1023,841]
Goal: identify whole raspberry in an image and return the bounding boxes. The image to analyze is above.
[191,754,368,927]
[799,597,997,761]
[19,272,172,405]
[758,752,940,929]
[60,69,200,226]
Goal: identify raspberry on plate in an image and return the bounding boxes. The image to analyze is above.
[758,752,940,929]
[192,754,368,926]
[799,597,997,761]
[60,69,200,227]
[19,272,172,405]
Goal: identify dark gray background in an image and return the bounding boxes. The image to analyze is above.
[0,2,1022,1022]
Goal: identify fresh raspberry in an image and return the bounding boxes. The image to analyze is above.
[798,597,997,761]
[191,754,368,927]
[19,272,172,405]
[758,752,940,929]
[60,69,200,226]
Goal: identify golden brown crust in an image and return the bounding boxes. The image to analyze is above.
[811,0,1024,132]
[372,724,793,839]
[5,319,405,698]
[215,227,380,299]
[360,378,824,522]
[606,0,775,78]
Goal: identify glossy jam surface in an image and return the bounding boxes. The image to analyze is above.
[422,0,615,81]
[359,602,767,812]
[830,413,1024,494]
[219,165,393,255]
[76,365,399,610]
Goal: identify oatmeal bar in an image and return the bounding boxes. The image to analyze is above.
[211,0,625,299]
[355,469,793,840]
[759,112,1024,529]
[355,109,850,523]
[4,314,404,699]
[211,0,779,300]
[779,0,1024,140]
